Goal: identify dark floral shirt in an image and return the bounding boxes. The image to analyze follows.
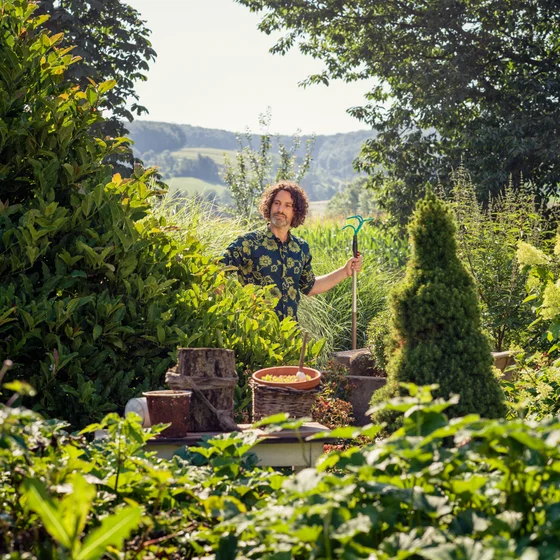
[222,226,316,320]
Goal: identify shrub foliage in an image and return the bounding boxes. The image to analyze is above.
[2,385,560,558]
[0,0,304,428]
[449,167,546,351]
[370,190,506,424]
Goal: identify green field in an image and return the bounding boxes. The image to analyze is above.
[171,147,283,169]
[168,176,227,196]
[171,147,237,166]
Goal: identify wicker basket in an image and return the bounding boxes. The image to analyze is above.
[250,379,321,422]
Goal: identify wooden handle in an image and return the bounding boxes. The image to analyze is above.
[298,332,308,370]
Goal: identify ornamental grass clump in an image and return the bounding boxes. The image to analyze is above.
[370,190,506,426]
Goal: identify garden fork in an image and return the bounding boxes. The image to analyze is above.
[343,215,373,350]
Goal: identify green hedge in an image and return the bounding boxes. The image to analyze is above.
[0,0,304,428]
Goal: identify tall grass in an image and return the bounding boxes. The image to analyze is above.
[297,219,403,362]
[151,194,256,256]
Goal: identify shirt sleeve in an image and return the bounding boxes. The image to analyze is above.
[299,247,316,296]
[222,236,245,269]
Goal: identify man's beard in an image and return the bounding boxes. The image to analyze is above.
[271,214,289,227]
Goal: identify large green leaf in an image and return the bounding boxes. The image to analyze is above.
[22,478,72,549]
[60,474,96,555]
[77,506,142,560]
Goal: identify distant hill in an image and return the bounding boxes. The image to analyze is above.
[125,120,377,201]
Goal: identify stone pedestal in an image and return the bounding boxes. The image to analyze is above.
[333,349,387,426]
[491,351,516,380]
[347,376,387,426]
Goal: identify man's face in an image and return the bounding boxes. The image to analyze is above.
[270,189,295,228]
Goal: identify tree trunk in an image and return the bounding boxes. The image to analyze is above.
[166,348,238,432]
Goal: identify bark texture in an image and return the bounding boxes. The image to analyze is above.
[166,348,238,431]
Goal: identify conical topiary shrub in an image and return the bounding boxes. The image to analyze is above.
[369,189,506,427]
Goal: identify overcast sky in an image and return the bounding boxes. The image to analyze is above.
[127,0,372,136]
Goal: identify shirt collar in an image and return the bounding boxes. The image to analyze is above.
[265,224,292,244]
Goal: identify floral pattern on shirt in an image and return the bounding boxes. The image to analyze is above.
[222,226,316,320]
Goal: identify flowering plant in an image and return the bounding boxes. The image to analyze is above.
[517,236,560,350]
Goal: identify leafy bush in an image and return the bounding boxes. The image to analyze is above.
[370,190,506,427]
[312,395,354,429]
[502,229,560,420]
[0,404,280,559]
[211,385,560,558]
[516,230,560,352]
[449,167,547,351]
[360,167,549,358]
[366,306,391,371]
[3,384,560,558]
[503,358,560,422]
[312,359,354,428]
[0,1,306,428]
[315,359,352,402]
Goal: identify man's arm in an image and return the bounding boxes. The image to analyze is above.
[307,254,363,296]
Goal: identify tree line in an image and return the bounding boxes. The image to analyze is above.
[236,0,560,225]
[126,120,375,201]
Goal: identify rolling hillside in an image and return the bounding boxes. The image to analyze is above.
[126,120,377,201]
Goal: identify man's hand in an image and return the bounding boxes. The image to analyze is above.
[308,252,364,296]
[344,252,363,277]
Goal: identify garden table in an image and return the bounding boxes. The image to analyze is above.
[95,422,333,469]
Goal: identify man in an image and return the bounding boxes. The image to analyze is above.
[223,181,363,320]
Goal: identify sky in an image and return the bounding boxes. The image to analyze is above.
[127,0,372,136]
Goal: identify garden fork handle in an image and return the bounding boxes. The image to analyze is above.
[352,270,357,350]
[352,234,358,350]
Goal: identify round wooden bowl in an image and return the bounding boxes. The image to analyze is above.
[252,366,321,390]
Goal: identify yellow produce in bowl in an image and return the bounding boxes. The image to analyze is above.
[260,374,312,382]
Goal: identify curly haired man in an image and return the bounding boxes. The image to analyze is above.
[223,181,363,320]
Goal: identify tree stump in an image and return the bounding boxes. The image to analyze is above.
[165,348,238,432]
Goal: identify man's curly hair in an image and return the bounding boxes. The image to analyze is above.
[259,181,309,228]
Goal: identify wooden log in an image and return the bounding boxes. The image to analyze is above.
[166,348,238,432]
